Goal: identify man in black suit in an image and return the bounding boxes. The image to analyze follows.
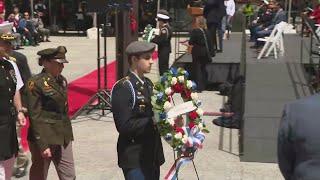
[111,41,165,180]
[204,0,226,53]
[278,94,320,180]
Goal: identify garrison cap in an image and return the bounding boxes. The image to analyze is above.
[37,46,69,63]
[125,41,156,56]
[157,9,170,20]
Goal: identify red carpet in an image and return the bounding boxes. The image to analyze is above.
[21,51,158,151]
[68,61,117,117]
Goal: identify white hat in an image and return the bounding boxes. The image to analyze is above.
[157,9,170,20]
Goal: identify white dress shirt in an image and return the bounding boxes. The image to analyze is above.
[7,59,23,91]
[225,0,236,17]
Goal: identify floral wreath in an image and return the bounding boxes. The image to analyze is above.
[142,24,156,42]
[152,67,209,154]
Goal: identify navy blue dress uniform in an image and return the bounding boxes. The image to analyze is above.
[26,46,75,180]
[0,33,24,167]
[111,41,165,180]
[0,57,19,162]
[152,9,172,76]
[278,94,320,180]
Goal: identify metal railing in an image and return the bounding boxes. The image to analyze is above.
[300,15,320,93]
[239,14,247,156]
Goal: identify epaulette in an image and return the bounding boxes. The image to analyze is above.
[111,76,136,109]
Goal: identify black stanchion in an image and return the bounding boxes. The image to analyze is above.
[71,12,112,120]
[71,2,133,120]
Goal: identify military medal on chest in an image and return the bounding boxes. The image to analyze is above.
[136,82,146,113]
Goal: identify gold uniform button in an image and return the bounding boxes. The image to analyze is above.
[131,139,135,143]
[1,66,4,68]
[9,100,12,103]
[6,77,9,80]
[8,88,11,92]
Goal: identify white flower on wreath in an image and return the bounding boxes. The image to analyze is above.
[165,87,172,95]
[163,101,172,112]
[186,80,193,89]
[178,76,184,83]
[196,108,204,117]
[182,135,188,144]
[167,118,175,126]
[171,77,177,85]
[191,92,199,101]
[174,132,183,139]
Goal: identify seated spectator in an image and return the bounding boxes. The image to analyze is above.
[32,12,50,42]
[249,7,273,41]
[7,14,22,50]
[18,12,39,46]
[310,4,320,25]
[13,6,22,22]
[250,2,287,49]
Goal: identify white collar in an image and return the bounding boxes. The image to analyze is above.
[130,70,145,85]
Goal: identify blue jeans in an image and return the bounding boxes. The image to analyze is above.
[122,166,160,180]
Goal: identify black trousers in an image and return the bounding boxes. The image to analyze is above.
[158,48,170,76]
[192,55,208,92]
[207,22,222,51]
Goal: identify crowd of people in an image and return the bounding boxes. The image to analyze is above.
[0,0,51,50]
[248,1,286,49]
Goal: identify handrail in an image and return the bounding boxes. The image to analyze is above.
[239,14,247,156]
[300,14,320,93]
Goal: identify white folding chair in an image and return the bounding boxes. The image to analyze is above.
[257,21,287,59]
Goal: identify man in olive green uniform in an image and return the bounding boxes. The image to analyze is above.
[26,46,75,180]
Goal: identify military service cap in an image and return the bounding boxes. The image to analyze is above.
[0,33,15,44]
[37,46,69,64]
[125,41,155,56]
[157,9,170,20]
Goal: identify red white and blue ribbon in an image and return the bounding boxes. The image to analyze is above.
[165,127,205,180]
[164,156,194,180]
[186,127,205,149]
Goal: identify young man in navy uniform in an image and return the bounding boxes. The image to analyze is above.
[152,9,172,76]
[111,41,165,180]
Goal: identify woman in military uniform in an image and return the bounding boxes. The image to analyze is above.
[26,46,75,180]
[111,41,165,180]
[152,9,172,76]
[0,33,26,180]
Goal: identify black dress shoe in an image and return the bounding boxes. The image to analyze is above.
[216,49,223,53]
[13,159,29,178]
[212,117,240,129]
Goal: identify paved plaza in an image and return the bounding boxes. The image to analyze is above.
[13,36,283,180]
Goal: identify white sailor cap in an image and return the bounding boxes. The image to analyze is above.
[156,9,170,20]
